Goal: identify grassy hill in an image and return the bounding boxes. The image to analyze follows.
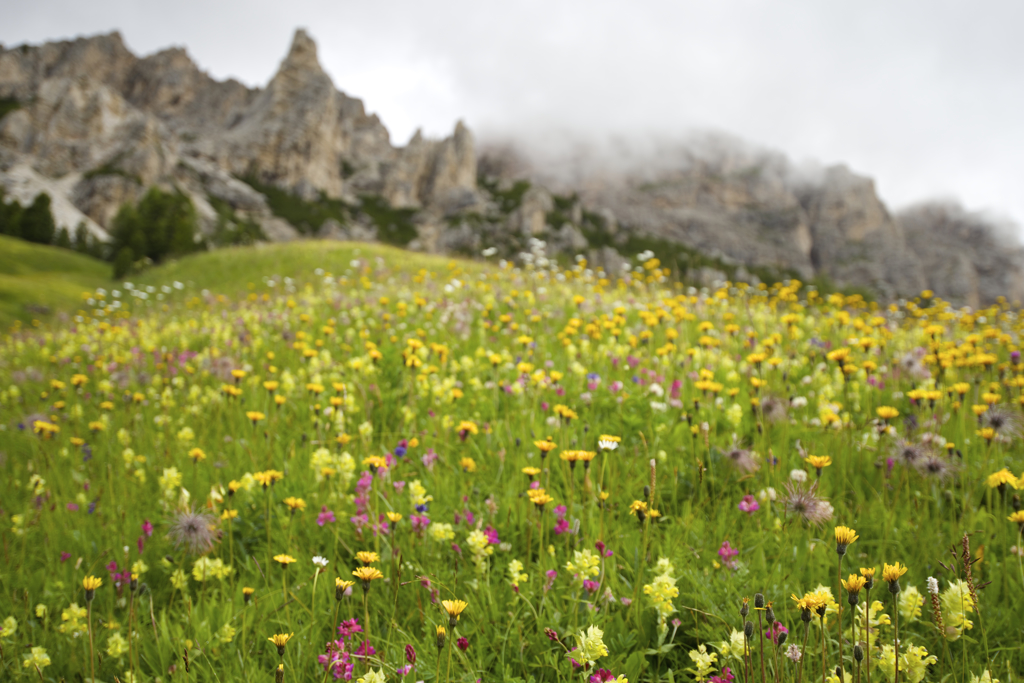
[0,236,111,329]
[0,237,477,330]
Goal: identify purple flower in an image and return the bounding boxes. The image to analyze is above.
[544,569,558,592]
[595,541,614,557]
[60,551,72,563]
[405,644,416,665]
[354,640,376,659]
[483,525,500,545]
[553,519,570,535]
[137,535,145,554]
[142,519,153,537]
[583,580,600,594]
[456,637,469,652]
[318,506,337,526]
[337,619,362,639]
[66,502,79,512]
[590,670,615,683]
[709,667,735,683]
[737,495,760,515]
[553,505,568,519]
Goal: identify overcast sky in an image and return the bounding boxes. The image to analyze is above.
[4,1,1023,229]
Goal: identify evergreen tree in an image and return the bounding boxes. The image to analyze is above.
[19,193,56,244]
[54,227,72,249]
[0,189,23,238]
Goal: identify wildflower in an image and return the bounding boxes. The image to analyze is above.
[168,508,218,555]
[598,435,621,450]
[737,495,759,514]
[535,437,558,454]
[254,470,284,489]
[522,466,541,479]
[353,566,384,590]
[188,447,206,463]
[274,554,297,567]
[358,668,387,683]
[436,625,447,650]
[268,632,293,656]
[22,646,51,671]
[459,457,477,473]
[566,549,601,580]
[336,578,355,600]
[987,468,1018,489]
[717,541,739,569]
[356,551,380,565]
[318,506,336,526]
[899,585,924,622]
[723,441,759,474]
[687,644,718,682]
[574,625,609,664]
[283,496,306,512]
[243,587,255,603]
[82,575,102,602]
[528,488,554,508]
[842,574,867,603]
[877,643,936,683]
[1009,510,1024,532]
[783,482,833,526]
[940,579,976,640]
[786,644,802,662]
[876,406,899,420]
[313,556,329,569]
[804,455,832,476]
[834,526,858,555]
[456,636,469,651]
[107,632,129,659]
[442,599,468,628]
[883,562,908,594]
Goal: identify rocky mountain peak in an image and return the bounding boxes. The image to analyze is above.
[277,29,325,79]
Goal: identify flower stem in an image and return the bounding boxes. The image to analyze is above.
[87,601,96,683]
[757,611,766,683]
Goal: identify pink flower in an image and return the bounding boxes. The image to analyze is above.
[318,506,337,526]
[737,495,760,515]
[60,551,72,563]
[718,541,739,570]
[393,480,406,493]
[544,569,558,592]
[456,637,469,651]
[590,670,616,683]
[142,519,153,537]
[553,519,570,535]
[483,525,500,545]
[66,502,79,511]
[595,540,614,557]
[583,580,600,594]
[421,449,439,471]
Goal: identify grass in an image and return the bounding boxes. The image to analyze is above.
[1,242,1023,683]
[0,236,110,328]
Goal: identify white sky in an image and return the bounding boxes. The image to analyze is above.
[4,0,1023,228]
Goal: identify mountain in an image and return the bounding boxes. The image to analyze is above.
[1,29,1021,306]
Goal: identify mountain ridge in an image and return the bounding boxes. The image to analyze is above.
[1,29,1021,306]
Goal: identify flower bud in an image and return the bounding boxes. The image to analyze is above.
[854,645,864,662]
[848,593,859,607]
[754,593,765,609]
[275,664,284,683]
[643,485,651,500]
[744,621,754,639]
[436,625,447,651]
[777,631,788,646]
[740,599,749,618]
[765,604,775,625]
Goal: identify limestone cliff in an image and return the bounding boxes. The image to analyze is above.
[0,30,478,240]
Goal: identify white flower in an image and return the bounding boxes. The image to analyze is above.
[790,469,808,482]
[598,439,619,451]
[791,395,809,407]
[312,556,329,568]
[927,576,939,595]
[757,487,777,502]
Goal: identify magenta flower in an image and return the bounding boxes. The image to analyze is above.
[405,644,416,665]
[590,670,615,683]
[318,506,337,526]
[553,519,570,535]
[456,637,469,652]
[421,449,439,471]
[66,502,79,511]
[583,580,600,594]
[60,551,72,563]
[709,667,735,683]
[595,540,614,557]
[483,525,500,544]
[737,495,760,515]
[718,541,739,570]
[142,519,153,537]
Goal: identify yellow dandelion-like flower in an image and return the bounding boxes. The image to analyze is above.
[356,551,380,565]
[274,554,297,567]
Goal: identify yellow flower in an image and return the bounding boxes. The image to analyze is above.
[274,554,297,566]
[22,645,51,670]
[386,511,403,523]
[459,457,477,472]
[1009,510,1024,526]
[527,488,553,507]
[352,566,384,583]
[883,562,908,584]
[268,632,293,655]
[987,468,1019,489]
[834,526,859,554]
[805,455,832,470]
[535,437,558,452]
[362,456,388,471]
[221,509,238,521]
[629,500,648,516]
[283,497,306,512]
[82,575,103,590]
[876,406,899,420]
[254,470,284,489]
[188,447,206,463]
[521,466,541,478]
[842,574,867,594]
[246,411,265,424]
[356,551,380,565]
[457,420,478,436]
[442,599,468,627]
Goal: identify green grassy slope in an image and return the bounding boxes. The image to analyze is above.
[0,238,477,330]
[0,236,110,328]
